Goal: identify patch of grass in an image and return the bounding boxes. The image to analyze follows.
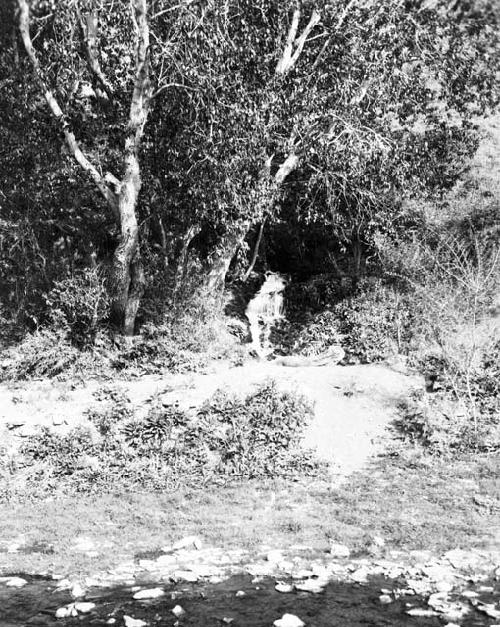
[0,453,497,577]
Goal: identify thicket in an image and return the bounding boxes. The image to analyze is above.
[0,381,320,499]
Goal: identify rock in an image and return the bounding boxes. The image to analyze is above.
[267,550,284,563]
[235,590,246,597]
[73,602,96,613]
[172,570,199,582]
[133,588,165,600]
[291,569,314,579]
[295,578,327,593]
[275,582,294,593]
[406,608,439,617]
[171,536,203,551]
[5,577,28,587]
[350,567,369,583]
[171,605,185,618]
[55,605,77,619]
[70,583,86,598]
[273,614,305,627]
[106,620,116,625]
[420,564,456,582]
[435,580,454,593]
[329,543,350,558]
[444,548,484,570]
[379,594,392,604]
[473,601,500,620]
[55,603,94,618]
[406,578,432,595]
[123,616,148,627]
[461,590,479,598]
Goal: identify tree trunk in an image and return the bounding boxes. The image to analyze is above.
[174,223,201,293]
[107,0,151,335]
[242,218,266,282]
[205,222,251,292]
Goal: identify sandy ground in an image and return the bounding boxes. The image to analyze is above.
[0,359,421,479]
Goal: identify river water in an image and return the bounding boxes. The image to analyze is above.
[2,572,498,626]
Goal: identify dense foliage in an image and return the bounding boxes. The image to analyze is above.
[0,0,499,335]
[1,381,320,498]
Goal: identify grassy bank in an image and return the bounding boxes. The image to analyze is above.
[1,451,498,578]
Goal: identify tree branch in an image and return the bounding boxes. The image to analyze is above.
[276,8,300,74]
[276,8,320,75]
[16,0,119,217]
[275,152,299,184]
[75,2,114,100]
[126,0,151,155]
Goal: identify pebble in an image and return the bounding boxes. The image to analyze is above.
[273,614,305,627]
[295,578,326,593]
[133,588,165,600]
[70,583,86,598]
[172,570,199,582]
[74,602,96,613]
[406,608,439,617]
[275,582,294,593]
[350,567,369,583]
[5,577,28,587]
[329,543,350,558]
[171,536,203,551]
[55,604,78,618]
[379,594,392,604]
[171,605,185,617]
[267,550,285,564]
[123,616,148,627]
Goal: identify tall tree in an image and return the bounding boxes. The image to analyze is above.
[16,0,152,335]
[152,0,499,289]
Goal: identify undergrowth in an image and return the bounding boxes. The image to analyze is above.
[0,380,321,500]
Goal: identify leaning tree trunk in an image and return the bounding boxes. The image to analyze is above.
[205,221,251,292]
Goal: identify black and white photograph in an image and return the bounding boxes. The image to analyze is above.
[0,0,499,625]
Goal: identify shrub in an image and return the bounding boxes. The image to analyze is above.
[330,279,414,363]
[20,425,100,476]
[122,404,188,450]
[110,327,206,374]
[8,380,322,498]
[87,388,133,436]
[288,311,345,357]
[184,381,318,477]
[0,329,81,380]
[44,267,110,347]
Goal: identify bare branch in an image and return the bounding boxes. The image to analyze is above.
[276,8,300,74]
[151,81,197,99]
[311,0,358,71]
[275,153,299,184]
[276,9,320,75]
[16,0,118,217]
[127,0,152,151]
[76,2,114,100]
[288,10,321,71]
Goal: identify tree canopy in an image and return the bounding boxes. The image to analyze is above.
[0,0,499,333]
